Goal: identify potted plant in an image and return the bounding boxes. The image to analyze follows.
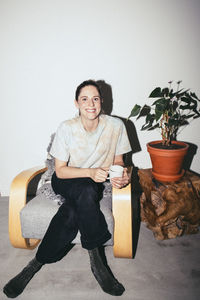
[128,81,200,182]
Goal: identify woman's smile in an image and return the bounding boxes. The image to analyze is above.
[86,108,96,113]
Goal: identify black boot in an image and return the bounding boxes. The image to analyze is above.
[3,257,43,298]
[88,248,125,296]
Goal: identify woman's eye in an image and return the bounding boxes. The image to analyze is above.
[82,98,87,101]
[94,97,100,101]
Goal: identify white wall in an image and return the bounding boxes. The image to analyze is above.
[0,0,200,195]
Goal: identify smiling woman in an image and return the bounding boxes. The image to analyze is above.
[3,79,132,298]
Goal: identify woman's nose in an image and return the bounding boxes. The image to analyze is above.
[88,99,94,106]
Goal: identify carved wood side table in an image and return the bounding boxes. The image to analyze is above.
[138,169,200,240]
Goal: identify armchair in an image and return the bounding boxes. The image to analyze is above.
[9,166,138,258]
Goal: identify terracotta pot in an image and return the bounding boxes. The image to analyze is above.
[147,140,189,182]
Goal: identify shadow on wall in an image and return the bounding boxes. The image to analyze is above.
[97,80,113,116]
[97,80,142,258]
[97,80,141,167]
[182,142,199,175]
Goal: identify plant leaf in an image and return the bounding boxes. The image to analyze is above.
[161,88,169,97]
[179,120,189,126]
[155,110,163,121]
[152,98,165,106]
[149,87,162,98]
[193,109,200,118]
[169,88,174,97]
[185,113,195,119]
[175,88,185,96]
[147,123,159,130]
[193,115,200,119]
[172,101,178,110]
[179,101,197,110]
[146,113,156,122]
[141,113,156,130]
[128,104,141,118]
[141,123,153,130]
[190,92,199,101]
[136,105,151,119]
[168,119,179,126]
[180,97,191,103]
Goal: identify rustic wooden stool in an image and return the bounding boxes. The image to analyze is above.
[138,169,200,240]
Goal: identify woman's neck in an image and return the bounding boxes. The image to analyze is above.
[80,116,99,132]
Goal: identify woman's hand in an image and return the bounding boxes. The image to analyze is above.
[89,168,108,183]
[111,168,130,189]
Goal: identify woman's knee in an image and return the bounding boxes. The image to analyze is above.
[74,179,103,207]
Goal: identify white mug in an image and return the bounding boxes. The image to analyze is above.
[108,165,124,180]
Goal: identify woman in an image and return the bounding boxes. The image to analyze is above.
[3,80,131,298]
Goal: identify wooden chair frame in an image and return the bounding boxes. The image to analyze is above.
[9,166,133,258]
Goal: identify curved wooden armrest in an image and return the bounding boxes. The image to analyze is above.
[112,167,133,258]
[9,166,47,249]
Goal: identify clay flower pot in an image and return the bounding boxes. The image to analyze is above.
[147,140,189,182]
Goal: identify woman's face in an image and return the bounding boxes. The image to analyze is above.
[75,85,102,121]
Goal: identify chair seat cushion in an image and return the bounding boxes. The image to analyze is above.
[20,187,114,246]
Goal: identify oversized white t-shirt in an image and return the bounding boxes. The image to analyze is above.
[50,114,131,168]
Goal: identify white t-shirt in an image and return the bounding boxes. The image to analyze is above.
[50,114,131,168]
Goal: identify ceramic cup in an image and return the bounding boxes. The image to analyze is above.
[108,165,124,180]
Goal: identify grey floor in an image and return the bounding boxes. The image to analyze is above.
[0,196,200,300]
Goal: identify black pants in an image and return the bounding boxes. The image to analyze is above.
[36,172,111,264]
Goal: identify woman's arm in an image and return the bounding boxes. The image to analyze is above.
[55,158,108,183]
[113,154,124,166]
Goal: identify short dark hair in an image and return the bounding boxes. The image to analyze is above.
[75,80,102,101]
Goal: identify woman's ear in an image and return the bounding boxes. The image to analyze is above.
[74,99,79,108]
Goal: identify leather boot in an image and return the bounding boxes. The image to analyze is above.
[88,247,125,296]
[3,257,43,298]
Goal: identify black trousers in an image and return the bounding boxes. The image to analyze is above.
[36,172,111,264]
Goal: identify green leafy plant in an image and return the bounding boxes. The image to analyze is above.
[128,81,200,146]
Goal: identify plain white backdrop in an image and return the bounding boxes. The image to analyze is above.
[0,0,200,195]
